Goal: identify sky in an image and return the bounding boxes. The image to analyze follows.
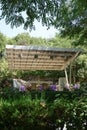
[0,19,58,39]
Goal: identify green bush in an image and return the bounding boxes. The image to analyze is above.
[0,87,87,130]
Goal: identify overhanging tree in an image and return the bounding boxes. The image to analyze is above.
[0,0,87,36]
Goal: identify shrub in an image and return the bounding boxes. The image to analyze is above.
[0,87,86,130]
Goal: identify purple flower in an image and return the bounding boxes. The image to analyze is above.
[39,85,43,91]
[73,84,79,89]
[20,85,26,91]
[50,85,56,91]
[65,84,69,90]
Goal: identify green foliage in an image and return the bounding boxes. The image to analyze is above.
[0,59,13,88]
[6,38,16,45]
[74,54,87,83]
[0,0,60,29]
[48,34,72,48]
[0,88,87,130]
[0,0,86,36]
[29,37,48,46]
[14,70,65,80]
[8,33,48,47]
[72,29,87,46]
[13,33,31,45]
[0,32,7,52]
[0,0,87,47]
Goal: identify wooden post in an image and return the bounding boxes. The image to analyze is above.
[69,63,72,85]
[65,68,69,85]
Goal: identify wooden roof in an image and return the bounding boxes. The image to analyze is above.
[6,45,82,71]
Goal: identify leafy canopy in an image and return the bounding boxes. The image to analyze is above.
[0,0,86,34]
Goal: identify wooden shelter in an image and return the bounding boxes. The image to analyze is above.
[6,45,83,87]
[6,45,82,71]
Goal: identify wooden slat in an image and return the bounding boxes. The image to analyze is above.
[7,59,65,63]
[8,67,63,70]
[6,50,74,57]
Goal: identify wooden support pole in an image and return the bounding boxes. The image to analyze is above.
[65,68,69,85]
[65,68,70,90]
[69,63,72,85]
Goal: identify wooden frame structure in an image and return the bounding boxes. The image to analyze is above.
[6,45,82,71]
[6,45,83,86]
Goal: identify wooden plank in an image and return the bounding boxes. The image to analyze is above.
[8,67,63,71]
[6,50,75,57]
[7,59,65,63]
[8,63,62,67]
